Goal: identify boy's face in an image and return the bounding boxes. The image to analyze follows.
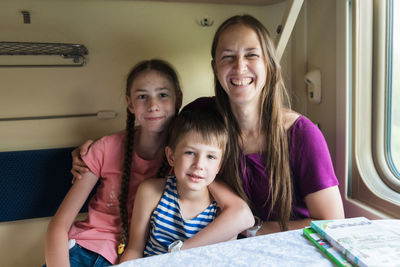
[165,131,223,192]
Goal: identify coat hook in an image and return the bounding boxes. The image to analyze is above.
[276,25,283,34]
[198,17,214,27]
[21,10,31,24]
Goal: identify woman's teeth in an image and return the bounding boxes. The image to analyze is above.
[231,78,253,86]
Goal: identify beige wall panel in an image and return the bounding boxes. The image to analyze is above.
[305,0,337,165]
[0,217,50,267]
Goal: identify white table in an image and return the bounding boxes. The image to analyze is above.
[115,229,335,267]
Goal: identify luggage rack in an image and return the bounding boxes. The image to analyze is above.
[0,41,88,67]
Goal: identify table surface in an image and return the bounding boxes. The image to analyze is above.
[115,228,335,267]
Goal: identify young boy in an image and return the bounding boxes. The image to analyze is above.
[120,110,254,261]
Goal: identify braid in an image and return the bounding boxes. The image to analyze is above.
[156,108,179,179]
[119,109,135,247]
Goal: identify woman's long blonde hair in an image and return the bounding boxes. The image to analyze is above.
[211,15,292,230]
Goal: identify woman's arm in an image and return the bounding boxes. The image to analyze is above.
[304,185,344,219]
[257,186,345,235]
[45,171,99,267]
[181,180,255,250]
[119,179,165,263]
[254,115,345,235]
[70,140,94,181]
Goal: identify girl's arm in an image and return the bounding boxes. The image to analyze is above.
[119,178,165,263]
[45,171,99,267]
[181,180,254,250]
[257,186,345,235]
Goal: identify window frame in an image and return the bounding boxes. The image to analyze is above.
[336,0,400,219]
[385,0,400,180]
[371,0,400,193]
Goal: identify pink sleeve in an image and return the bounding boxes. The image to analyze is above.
[81,138,106,178]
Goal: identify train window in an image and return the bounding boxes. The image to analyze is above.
[387,0,400,178]
[349,0,400,218]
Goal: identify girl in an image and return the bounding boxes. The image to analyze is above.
[120,110,249,261]
[45,59,253,267]
[184,14,345,235]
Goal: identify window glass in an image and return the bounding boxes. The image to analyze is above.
[389,0,400,177]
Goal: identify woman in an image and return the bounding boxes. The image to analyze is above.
[182,14,344,234]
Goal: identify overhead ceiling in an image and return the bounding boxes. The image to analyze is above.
[138,0,285,6]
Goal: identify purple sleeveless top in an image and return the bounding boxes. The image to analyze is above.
[183,97,339,220]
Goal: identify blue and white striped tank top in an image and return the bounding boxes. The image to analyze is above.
[143,176,218,256]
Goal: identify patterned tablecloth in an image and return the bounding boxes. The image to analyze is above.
[115,229,335,267]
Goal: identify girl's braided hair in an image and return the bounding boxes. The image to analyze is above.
[119,59,182,250]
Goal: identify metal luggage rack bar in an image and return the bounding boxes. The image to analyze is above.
[0,41,88,67]
[0,110,118,122]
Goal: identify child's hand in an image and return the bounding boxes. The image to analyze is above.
[119,247,143,263]
[71,139,93,183]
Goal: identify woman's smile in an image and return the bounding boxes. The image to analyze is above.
[230,77,254,87]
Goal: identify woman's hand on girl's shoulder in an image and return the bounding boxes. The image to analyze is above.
[71,139,93,183]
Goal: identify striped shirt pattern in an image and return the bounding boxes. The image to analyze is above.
[143,176,218,256]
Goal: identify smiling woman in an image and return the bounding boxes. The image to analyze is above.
[184,14,345,235]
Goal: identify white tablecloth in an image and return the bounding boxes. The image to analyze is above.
[115,229,335,267]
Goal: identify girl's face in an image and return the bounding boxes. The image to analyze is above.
[165,131,223,192]
[214,24,267,107]
[127,70,180,133]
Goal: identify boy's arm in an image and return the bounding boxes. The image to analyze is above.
[181,180,255,250]
[119,178,165,263]
[45,171,99,267]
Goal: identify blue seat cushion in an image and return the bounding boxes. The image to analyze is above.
[0,147,94,222]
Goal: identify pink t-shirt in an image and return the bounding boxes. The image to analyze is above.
[68,131,163,264]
